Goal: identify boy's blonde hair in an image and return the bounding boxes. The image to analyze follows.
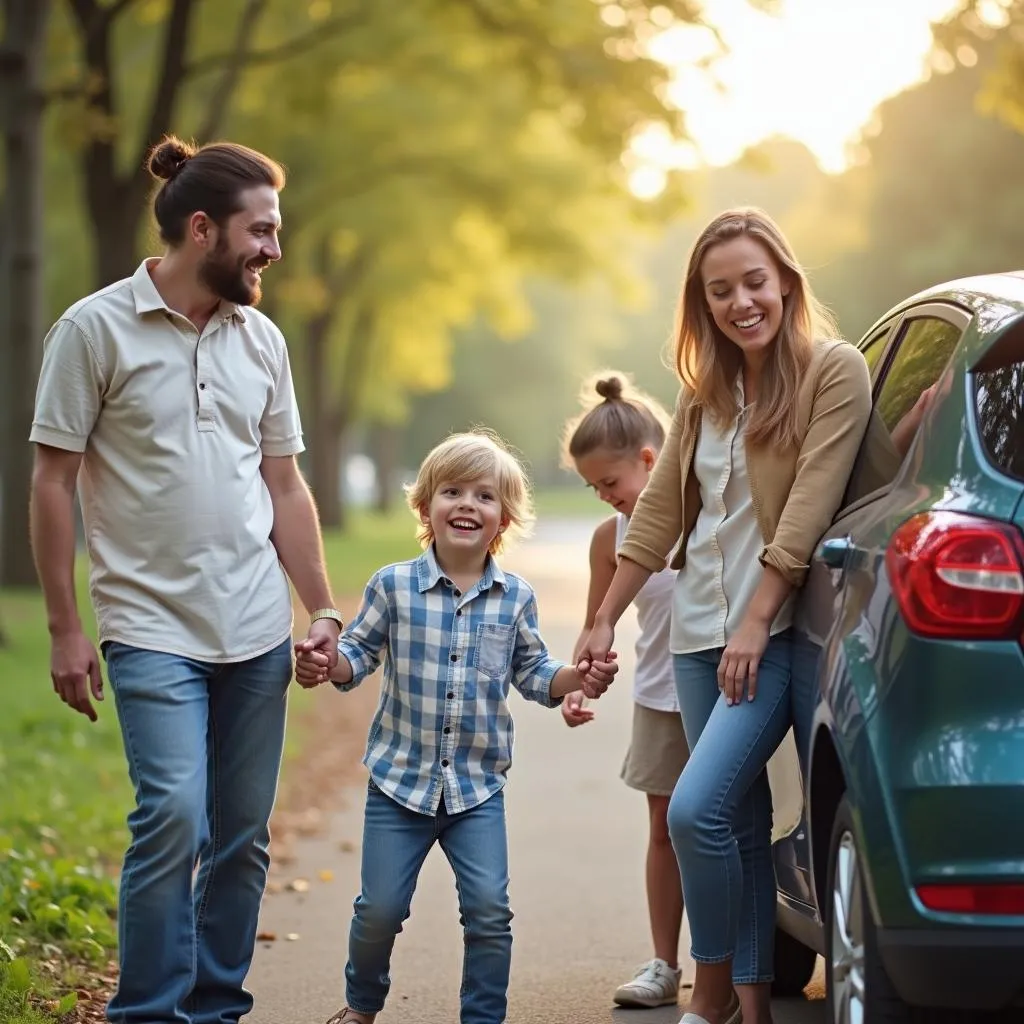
[404,429,535,555]
[675,206,839,450]
[560,370,670,469]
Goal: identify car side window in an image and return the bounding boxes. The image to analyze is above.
[860,324,892,381]
[874,318,962,433]
[842,316,963,506]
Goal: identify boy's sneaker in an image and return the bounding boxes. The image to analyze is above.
[613,958,682,1007]
[326,1009,375,1024]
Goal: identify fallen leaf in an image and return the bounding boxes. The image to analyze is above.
[318,869,334,882]
[339,840,356,853]
[256,930,277,942]
[286,932,300,941]
[287,878,310,893]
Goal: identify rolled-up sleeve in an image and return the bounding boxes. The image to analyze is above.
[260,336,305,457]
[618,388,688,571]
[510,592,564,708]
[761,342,872,586]
[29,320,105,452]
[336,572,390,691]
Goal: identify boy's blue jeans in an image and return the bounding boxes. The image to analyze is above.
[346,781,512,1023]
[668,630,800,985]
[102,638,292,1023]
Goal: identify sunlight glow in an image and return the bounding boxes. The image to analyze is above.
[630,0,964,194]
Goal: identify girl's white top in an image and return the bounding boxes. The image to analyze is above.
[671,384,794,654]
[615,513,678,712]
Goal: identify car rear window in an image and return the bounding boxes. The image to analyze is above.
[975,360,1024,483]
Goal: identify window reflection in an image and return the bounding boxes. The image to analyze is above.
[976,363,1024,483]
[842,317,963,506]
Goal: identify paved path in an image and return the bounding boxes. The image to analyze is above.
[246,518,825,1024]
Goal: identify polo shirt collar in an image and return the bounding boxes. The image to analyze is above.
[130,257,247,325]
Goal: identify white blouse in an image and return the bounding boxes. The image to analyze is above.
[671,386,794,654]
[615,513,677,712]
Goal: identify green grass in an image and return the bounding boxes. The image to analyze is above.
[0,507,418,1018]
[532,485,606,520]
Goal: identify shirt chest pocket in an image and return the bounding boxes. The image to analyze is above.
[474,622,515,680]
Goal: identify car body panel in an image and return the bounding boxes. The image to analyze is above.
[774,273,1024,1010]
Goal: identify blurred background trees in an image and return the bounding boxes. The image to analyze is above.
[3,0,1024,587]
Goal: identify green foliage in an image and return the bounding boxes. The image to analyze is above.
[34,0,725,521]
[0,947,76,1024]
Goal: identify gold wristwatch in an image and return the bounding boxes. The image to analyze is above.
[310,607,344,628]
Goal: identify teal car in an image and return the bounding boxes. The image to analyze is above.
[770,274,1024,1022]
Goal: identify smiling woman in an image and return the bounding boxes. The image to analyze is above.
[627,0,963,193]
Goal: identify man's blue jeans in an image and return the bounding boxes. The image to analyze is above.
[668,630,796,985]
[346,781,513,1023]
[103,638,292,1023]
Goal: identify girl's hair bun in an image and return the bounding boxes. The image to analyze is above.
[148,136,196,180]
[594,375,623,401]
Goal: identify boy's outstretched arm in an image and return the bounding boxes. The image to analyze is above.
[512,588,620,704]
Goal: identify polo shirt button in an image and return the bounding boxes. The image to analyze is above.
[441,759,449,767]
[450,653,457,662]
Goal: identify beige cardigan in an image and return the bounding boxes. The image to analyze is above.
[619,340,872,588]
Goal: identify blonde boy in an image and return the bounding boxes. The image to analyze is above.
[295,430,618,1024]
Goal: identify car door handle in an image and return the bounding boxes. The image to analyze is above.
[819,536,853,569]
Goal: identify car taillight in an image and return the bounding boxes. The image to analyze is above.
[885,511,1024,639]
[917,883,1024,916]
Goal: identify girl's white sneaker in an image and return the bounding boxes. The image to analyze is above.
[613,958,682,1007]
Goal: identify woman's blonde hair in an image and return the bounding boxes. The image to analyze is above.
[404,429,534,554]
[560,370,670,469]
[674,206,838,449]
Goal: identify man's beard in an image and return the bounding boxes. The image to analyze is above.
[198,236,267,307]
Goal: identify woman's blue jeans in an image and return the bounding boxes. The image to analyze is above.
[668,630,794,985]
[103,638,292,1023]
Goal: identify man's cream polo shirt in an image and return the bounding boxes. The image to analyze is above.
[30,259,305,662]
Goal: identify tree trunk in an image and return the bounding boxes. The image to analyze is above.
[311,424,344,530]
[69,0,200,287]
[369,423,398,514]
[0,0,52,588]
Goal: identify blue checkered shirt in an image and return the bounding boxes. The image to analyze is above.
[336,546,566,815]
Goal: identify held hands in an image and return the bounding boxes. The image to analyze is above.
[293,636,333,688]
[574,619,618,699]
[560,691,595,727]
[574,651,618,698]
[51,629,104,721]
[718,616,771,705]
[293,617,341,688]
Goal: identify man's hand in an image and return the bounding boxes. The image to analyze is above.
[293,639,331,688]
[51,630,104,722]
[560,691,594,727]
[304,618,341,671]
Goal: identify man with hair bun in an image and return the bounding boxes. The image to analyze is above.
[29,134,340,1023]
